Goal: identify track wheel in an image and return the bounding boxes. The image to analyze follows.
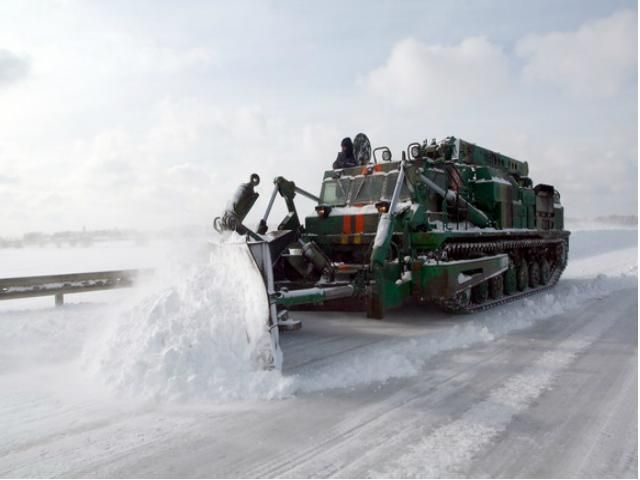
[503,266,517,295]
[540,259,551,285]
[529,261,540,288]
[489,275,504,300]
[471,282,489,304]
[517,262,528,291]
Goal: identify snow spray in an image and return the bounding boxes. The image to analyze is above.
[84,235,291,401]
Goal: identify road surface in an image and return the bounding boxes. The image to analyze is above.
[0,229,636,478]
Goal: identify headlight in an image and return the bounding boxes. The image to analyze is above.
[410,145,421,158]
[375,201,390,214]
[381,149,392,162]
[315,205,331,218]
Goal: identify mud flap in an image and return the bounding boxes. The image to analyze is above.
[246,240,283,370]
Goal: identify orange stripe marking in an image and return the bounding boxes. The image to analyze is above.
[355,214,365,233]
[342,215,352,234]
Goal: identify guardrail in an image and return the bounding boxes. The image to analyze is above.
[0,269,152,306]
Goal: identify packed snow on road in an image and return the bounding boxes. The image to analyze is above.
[0,227,636,478]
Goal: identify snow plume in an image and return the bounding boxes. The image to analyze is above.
[84,235,290,401]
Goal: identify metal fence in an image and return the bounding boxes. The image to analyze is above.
[0,269,151,306]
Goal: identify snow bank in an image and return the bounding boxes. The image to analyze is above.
[84,236,290,401]
[293,270,637,393]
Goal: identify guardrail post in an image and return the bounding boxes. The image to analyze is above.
[55,293,64,306]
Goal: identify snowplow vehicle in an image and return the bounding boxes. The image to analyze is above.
[214,135,570,368]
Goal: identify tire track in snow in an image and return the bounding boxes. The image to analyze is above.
[239,296,595,478]
[0,410,199,477]
[370,303,619,479]
[463,290,637,478]
[276,289,621,478]
[234,363,501,477]
[574,358,637,478]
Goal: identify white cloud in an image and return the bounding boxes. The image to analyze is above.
[358,10,637,220]
[516,9,637,98]
[0,92,335,234]
[364,36,511,110]
[0,3,636,236]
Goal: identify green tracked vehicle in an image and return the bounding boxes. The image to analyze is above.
[214,134,569,368]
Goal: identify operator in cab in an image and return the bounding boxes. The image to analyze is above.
[333,137,358,169]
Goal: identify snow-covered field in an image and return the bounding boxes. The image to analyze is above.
[0,229,636,477]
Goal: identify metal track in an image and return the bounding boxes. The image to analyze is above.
[439,237,569,313]
[443,237,565,256]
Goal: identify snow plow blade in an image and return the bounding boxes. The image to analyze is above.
[244,240,283,370]
[245,238,356,367]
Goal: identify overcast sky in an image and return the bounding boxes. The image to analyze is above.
[0,0,637,236]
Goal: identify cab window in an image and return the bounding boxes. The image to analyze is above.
[351,175,385,204]
[320,178,350,205]
[383,173,411,201]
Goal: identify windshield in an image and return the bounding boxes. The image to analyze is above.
[383,172,411,201]
[351,175,385,204]
[320,173,411,206]
[320,177,350,205]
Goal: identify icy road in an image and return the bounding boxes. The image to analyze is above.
[0,229,637,478]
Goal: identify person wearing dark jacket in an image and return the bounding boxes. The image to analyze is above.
[333,137,358,169]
